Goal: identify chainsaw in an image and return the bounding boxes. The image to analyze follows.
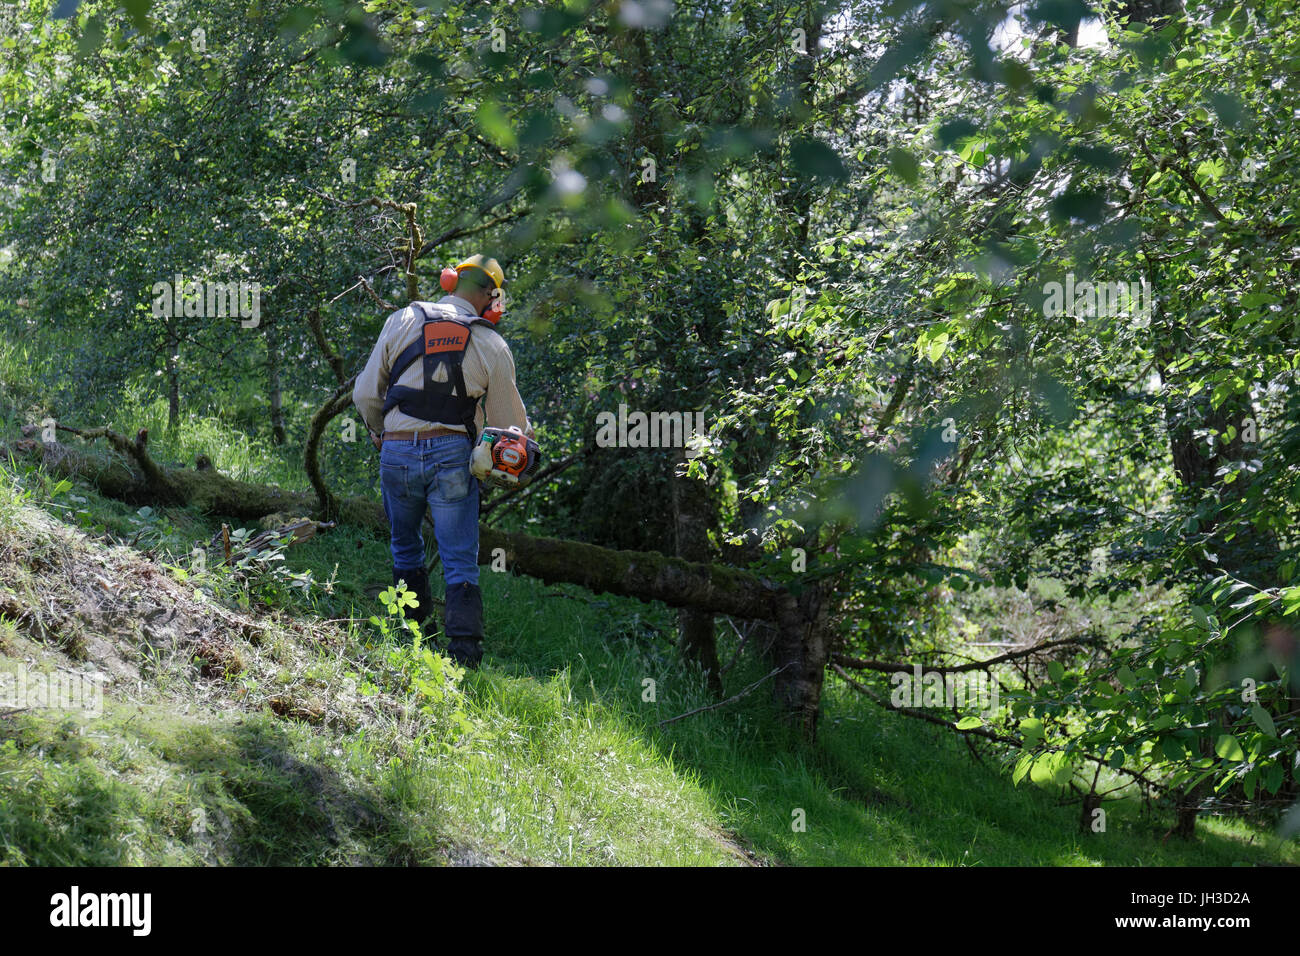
[470,426,540,489]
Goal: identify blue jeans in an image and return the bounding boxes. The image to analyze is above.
[380,434,480,587]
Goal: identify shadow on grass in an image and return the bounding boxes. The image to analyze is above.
[0,708,413,866]
[469,571,1298,867]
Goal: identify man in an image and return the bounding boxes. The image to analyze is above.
[353,255,532,667]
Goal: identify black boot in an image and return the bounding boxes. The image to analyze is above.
[392,566,433,631]
[444,581,484,668]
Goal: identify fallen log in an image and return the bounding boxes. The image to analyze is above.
[11,435,830,734]
[17,430,309,520]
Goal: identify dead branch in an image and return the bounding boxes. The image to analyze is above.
[212,518,337,565]
[371,198,422,302]
[719,616,751,675]
[354,275,396,312]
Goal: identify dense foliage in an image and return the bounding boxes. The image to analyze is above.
[1,0,1296,836]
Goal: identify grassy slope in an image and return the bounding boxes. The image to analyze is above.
[0,476,1294,867]
[0,345,1295,866]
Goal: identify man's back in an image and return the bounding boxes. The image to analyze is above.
[352,295,531,439]
[351,256,529,670]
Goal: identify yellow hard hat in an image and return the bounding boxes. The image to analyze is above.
[455,255,504,289]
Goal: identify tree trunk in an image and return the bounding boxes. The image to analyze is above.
[672,462,721,695]
[266,319,286,446]
[165,334,180,432]
[770,582,830,737]
[14,441,809,628]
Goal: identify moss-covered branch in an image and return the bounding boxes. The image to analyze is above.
[303,375,358,521]
[53,425,179,503]
[371,198,420,302]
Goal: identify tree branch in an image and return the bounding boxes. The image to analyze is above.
[831,663,1020,744]
[1135,134,1227,223]
[304,374,360,519]
[55,425,179,503]
[830,636,1098,675]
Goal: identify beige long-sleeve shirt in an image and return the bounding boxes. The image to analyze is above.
[353,295,532,438]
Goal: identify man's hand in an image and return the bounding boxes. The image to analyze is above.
[368,429,383,450]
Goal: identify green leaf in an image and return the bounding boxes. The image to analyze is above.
[1020,717,1043,745]
[790,138,847,183]
[1047,660,1065,683]
[1214,734,1244,762]
[1264,761,1284,795]
[887,147,919,184]
[924,331,949,364]
[1012,753,1033,786]
[1250,704,1277,738]
[475,100,517,150]
[955,715,984,730]
[1195,158,1225,183]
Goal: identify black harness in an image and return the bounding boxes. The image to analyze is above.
[381,303,492,443]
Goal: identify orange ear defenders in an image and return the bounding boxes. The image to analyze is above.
[440,262,505,324]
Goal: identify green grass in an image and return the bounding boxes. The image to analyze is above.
[0,423,1296,866]
[452,569,1298,866]
[0,335,311,490]
[0,704,385,866]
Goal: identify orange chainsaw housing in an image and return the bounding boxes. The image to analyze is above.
[479,427,539,486]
